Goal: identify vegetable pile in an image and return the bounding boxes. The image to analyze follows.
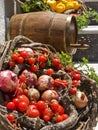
[0,35,97,130]
[20,0,81,13]
[17,0,98,30]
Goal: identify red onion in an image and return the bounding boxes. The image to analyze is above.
[72,91,88,109]
[17,48,34,56]
[21,70,37,87]
[41,90,59,103]
[37,75,54,91]
[0,70,19,93]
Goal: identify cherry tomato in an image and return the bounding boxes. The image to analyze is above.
[54,78,61,87]
[62,80,69,87]
[39,62,45,68]
[18,101,28,112]
[20,51,28,59]
[19,74,26,83]
[43,115,51,121]
[17,56,24,64]
[7,113,15,122]
[18,94,30,105]
[15,86,23,96]
[42,107,52,117]
[30,65,38,72]
[72,80,79,87]
[11,53,19,61]
[56,105,64,115]
[27,57,35,65]
[37,55,47,63]
[52,59,60,67]
[36,100,47,111]
[73,69,80,74]
[62,114,69,120]
[73,73,80,80]
[9,61,15,67]
[12,98,20,108]
[65,65,73,72]
[56,63,63,70]
[46,68,55,76]
[69,88,77,95]
[55,115,63,122]
[26,105,40,118]
[6,101,16,110]
[50,101,59,112]
[23,89,28,96]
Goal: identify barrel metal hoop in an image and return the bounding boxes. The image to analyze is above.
[47,12,56,44]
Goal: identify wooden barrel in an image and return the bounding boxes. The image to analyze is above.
[8,11,78,55]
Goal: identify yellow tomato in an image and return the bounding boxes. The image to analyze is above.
[47,0,57,10]
[66,2,74,10]
[55,2,66,13]
[59,0,68,5]
[73,1,81,10]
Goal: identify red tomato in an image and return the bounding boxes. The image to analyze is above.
[37,55,47,63]
[55,115,63,122]
[19,74,26,83]
[9,61,15,67]
[51,101,59,112]
[36,100,47,111]
[39,62,45,68]
[56,105,64,115]
[73,73,80,80]
[27,105,40,118]
[7,113,15,122]
[46,68,54,76]
[65,65,73,72]
[30,65,38,72]
[73,69,80,74]
[18,101,28,112]
[62,80,69,87]
[43,115,51,121]
[17,56,24,64]
[42,107,52,117]
[18,95,30,105]
[11,53,19,61]
[12,98,20,107]
[56,63,63,70]
[72,80,79,87]
[52,59,60,67]
[23,89,28,96]
[20,51,28,59]
[54,78,61,87]
[27,57,35,65]
[6,101,16,110]
[69,88,77,95]
[61,114,69,120]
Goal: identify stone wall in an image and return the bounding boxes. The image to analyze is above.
[0,0,5,44]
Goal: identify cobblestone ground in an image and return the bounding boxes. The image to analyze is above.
[0,0,5,44]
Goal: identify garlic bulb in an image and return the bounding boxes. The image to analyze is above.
[72,91,88,109]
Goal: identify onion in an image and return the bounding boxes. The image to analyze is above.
[37,75,54,91]
[17,47,34,56]
[21,69,37,87]
[0,70,19,93]
[41,90,59,103]
[72,91,88,109]
[28,88,40,101]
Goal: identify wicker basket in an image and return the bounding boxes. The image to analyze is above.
[0,35,98,130]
